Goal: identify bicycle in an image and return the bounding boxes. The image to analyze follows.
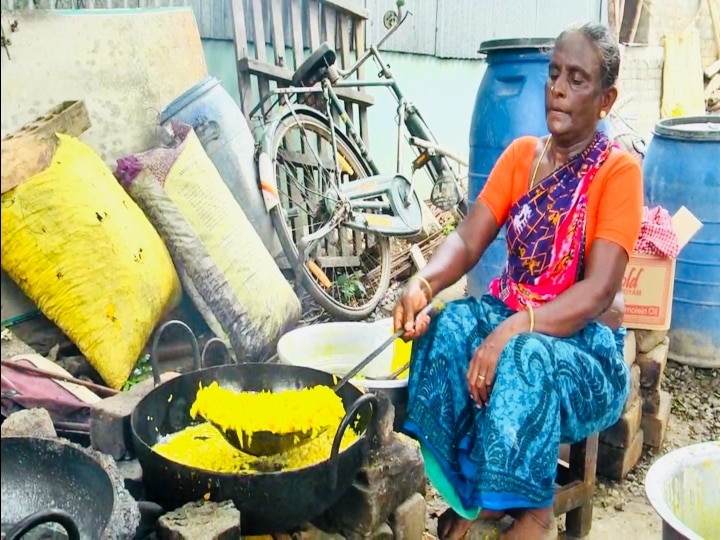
[250,0,468,321]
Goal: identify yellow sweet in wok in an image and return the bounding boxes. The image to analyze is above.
[188,382,346,439]
[152,421,358,473]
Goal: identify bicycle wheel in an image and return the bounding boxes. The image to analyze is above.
[268,108,392,321]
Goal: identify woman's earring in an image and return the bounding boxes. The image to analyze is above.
[599,110,607,119]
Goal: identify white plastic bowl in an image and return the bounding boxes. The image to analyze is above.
[277,318,409,389]
[277,318,411,430]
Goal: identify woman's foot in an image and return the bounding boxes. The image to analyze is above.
[501,507,556,540]
[437,508,506,540]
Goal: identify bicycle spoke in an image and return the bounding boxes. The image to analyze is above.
[269,112,391,318]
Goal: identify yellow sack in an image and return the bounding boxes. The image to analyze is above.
[1,134,181,389]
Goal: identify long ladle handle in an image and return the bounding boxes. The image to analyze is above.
[332,298,445,392]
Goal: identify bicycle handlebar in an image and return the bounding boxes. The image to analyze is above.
[336,0,408,79]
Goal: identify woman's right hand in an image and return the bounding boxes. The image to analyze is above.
[393,279,431,340]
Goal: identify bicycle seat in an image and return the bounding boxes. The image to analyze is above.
[292,42,337,86]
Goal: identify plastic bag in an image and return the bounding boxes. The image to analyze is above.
[115,122,301,362]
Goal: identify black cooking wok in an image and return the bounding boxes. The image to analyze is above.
[1,437,115,540]
[130,321,377,535]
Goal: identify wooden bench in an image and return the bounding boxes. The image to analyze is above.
[555,434,599,539]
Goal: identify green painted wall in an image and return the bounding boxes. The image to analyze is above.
[201,39,487,196]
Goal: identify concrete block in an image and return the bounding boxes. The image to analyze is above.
[373,523,394,540]
[0,407,56,439]
[600,395,642,448]
[634,330,668,354]
[597,429,644,481]
[90,371,180,460]
[641,387,662,416]
[388,493,426,540]
[115,459,144,500]
[637,337,669,390]
[624,364,641,413]
[623,330,637,367]
[313,433,426,538]
[641,390,672,449]
[157,501,240,540]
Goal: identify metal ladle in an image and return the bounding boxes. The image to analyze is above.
[204,299,445,456]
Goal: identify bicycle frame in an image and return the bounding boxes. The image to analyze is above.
[250,1,467,213]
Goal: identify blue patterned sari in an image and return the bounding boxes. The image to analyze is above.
[403,133,630,518]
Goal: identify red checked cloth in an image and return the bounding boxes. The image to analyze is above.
[633,206,680,258]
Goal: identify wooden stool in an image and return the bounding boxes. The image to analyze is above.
[554,433,599,539]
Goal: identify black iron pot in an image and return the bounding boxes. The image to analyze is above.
[1,437,114,539]
[130,321,377,535]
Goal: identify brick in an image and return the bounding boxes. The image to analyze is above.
[637,337,669,390]
[641,390,672,449]
[388,493,426,540]
[157,501,240,540]
[313,433,426,537]
[623,330,637,367]
[600,395,642,448]
[624,364,641,413]
[635,330,668,354]
[0,408,56,439]
[597,429,644,481]
[90,371,180,460]
[641,387,662,416]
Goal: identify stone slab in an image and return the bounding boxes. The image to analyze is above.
[313,433,426,538]
[157,500,240,540]
[89,372,180,460]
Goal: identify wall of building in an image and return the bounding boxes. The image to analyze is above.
[616,0,717,138]
[0,8,208,162]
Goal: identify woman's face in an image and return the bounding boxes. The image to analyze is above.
[545,31,616,142]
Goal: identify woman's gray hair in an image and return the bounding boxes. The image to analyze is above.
[558,22,621,90]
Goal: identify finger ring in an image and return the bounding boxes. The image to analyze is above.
[477,375,486,381]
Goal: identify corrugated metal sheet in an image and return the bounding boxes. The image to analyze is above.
[2,0,604,57]
[364,0,436,56]
[434,0,604,58]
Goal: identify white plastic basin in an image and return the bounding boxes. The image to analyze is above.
[645,441,720,540]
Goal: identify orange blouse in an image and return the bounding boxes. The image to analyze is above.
[478,136,644,259]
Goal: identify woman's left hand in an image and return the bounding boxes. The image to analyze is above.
[466,315,523,407]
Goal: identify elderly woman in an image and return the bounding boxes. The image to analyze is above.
[393,23,643,540]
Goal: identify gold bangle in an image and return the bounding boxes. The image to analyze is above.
[527,304,535,333]
[410,275,433,300]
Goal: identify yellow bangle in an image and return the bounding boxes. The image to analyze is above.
[527,304,535,333]
[411,275,433,300]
